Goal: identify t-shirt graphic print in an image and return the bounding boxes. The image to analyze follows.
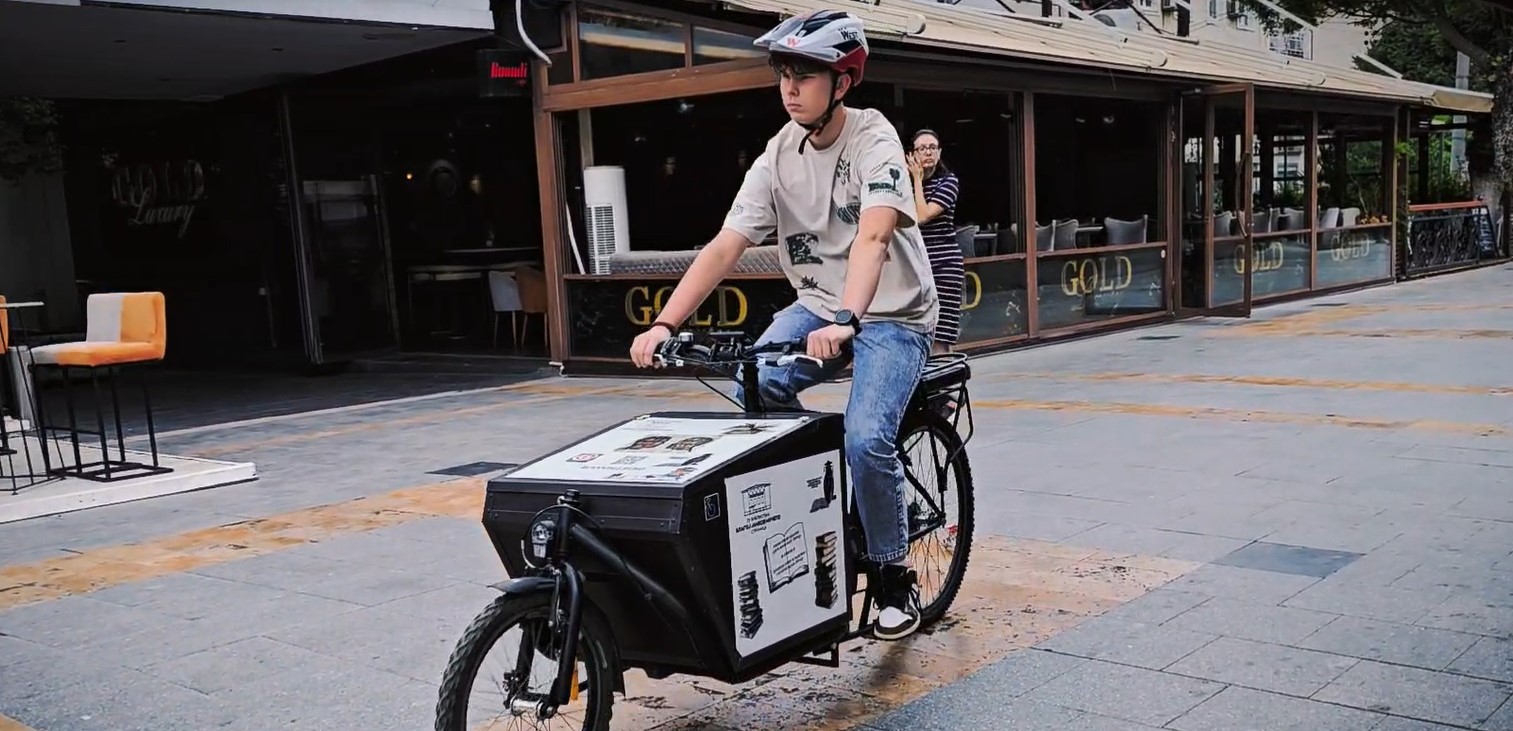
[721,107,938,332]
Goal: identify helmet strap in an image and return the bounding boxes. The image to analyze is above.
[797,74,844,154]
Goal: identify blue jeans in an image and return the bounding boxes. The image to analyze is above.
[733,301,929,564]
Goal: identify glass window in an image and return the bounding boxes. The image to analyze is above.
[1036,246,1167,330]
[577,8,687,81]
[692,26,762,65]
[579,88,786,252]
[1239,109,1312,301]
[892,88,1020,256]
[1033,95,1165,253]
[959,258,1028,342]
[1034,94,1166,327]
[1315,113,1392,286]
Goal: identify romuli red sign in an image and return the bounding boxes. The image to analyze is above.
[476,49,530,97]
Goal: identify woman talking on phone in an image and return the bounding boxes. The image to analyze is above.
[907,128,962,354]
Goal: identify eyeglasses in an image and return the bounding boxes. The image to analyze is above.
[914,144,940,152]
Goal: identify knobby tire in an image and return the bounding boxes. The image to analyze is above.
[436,591,616,731]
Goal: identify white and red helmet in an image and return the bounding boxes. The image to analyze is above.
[754,9,870,85]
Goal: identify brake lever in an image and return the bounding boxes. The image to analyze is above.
[652,353,685,368]
[771,353,824,368]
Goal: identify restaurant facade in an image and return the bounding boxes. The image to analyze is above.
[500,0,1499,374]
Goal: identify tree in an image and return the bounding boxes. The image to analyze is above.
[0,97,65,183]
[1241,0,1513,196]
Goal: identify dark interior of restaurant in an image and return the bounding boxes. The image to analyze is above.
[565,83,1024,256]
[1033,94,1164,248]
[289,39,546,359]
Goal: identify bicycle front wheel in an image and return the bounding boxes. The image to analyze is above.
[436,590,616,731]
[897,409,975,625]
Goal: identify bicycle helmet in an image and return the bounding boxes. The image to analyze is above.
[754,9,870,151]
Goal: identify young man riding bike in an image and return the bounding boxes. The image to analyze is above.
[628,9,939,640]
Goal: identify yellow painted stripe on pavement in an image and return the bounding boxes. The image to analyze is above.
[0,715,36,731]
[969,398,1508,435]
[0,478,486,612]
[982,371,1513,396]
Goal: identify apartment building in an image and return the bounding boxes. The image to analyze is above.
[944,0,1373,70]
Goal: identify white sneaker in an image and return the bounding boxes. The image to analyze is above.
[873,564,921,640]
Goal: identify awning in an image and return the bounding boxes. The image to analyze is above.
[717,0,1493,114]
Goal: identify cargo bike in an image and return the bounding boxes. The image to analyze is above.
[436,329,977,730]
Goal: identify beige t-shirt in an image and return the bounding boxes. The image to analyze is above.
[722,107,939,332]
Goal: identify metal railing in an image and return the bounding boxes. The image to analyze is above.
[1403,202,1507,277]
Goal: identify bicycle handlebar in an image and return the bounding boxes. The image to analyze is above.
[651,330,826,370]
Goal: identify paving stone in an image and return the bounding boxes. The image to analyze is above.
[1449,637,1513,684]
[1416,596,1513,638]
[262,599,462,684]
[141,636,337,695]
[211,660,430,731]
[1282,580,1450,625]
[2,666,237,731]
[1213,541,1363,579]
[0,637,128,706]
[865,694,1087,730]
[1297,616,1479,671]
[1163,596,1337,645]
[190,549,455,607]
[1037,617,1217,670]
[83,571,289,621]
[1312,660,1513,728]
[1166,685,1383,731]
[1483,699,1513,731]
[1369,719,1465,731]
[1019,658,1225,727]
[1093,588,1211,626]
[1162,564,1320,605]
[1157,533,1255,563]
[0,596,167,649]
[957,647,1089,697]
[1165,636,1358,697]
[292,524,506,586]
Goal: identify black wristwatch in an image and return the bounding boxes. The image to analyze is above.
[834,309,861,332]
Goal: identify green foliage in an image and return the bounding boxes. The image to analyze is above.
[0,97,65,183]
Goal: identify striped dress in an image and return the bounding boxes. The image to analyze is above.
[919,171,963,345]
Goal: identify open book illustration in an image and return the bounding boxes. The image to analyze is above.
[763,522,810,592]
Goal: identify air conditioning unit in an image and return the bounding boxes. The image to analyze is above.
[583,165,629,275]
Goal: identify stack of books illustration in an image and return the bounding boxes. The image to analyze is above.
[738,571,763,638]
[814,531,838,608]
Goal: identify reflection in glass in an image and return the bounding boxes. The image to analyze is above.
[693,27,761,65]
[1037,246,1166,331]
[1211,235,1310,306]
[578,8,687,81]
[1315,227,1391,287]
[1317,114,1390,226]
[957,258,1028,343]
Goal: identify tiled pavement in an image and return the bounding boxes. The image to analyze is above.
[3,263,1513,729]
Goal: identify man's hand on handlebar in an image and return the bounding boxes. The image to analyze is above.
[806,324,856,361]
[630,325,672,368]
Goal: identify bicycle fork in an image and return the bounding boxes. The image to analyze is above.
[516,497,586,719]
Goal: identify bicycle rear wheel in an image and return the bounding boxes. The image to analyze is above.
[896,409,974,625]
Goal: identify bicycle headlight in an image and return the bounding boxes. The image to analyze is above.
[528,518,556,561]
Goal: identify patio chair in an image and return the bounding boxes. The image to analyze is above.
[29,292,171,482]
